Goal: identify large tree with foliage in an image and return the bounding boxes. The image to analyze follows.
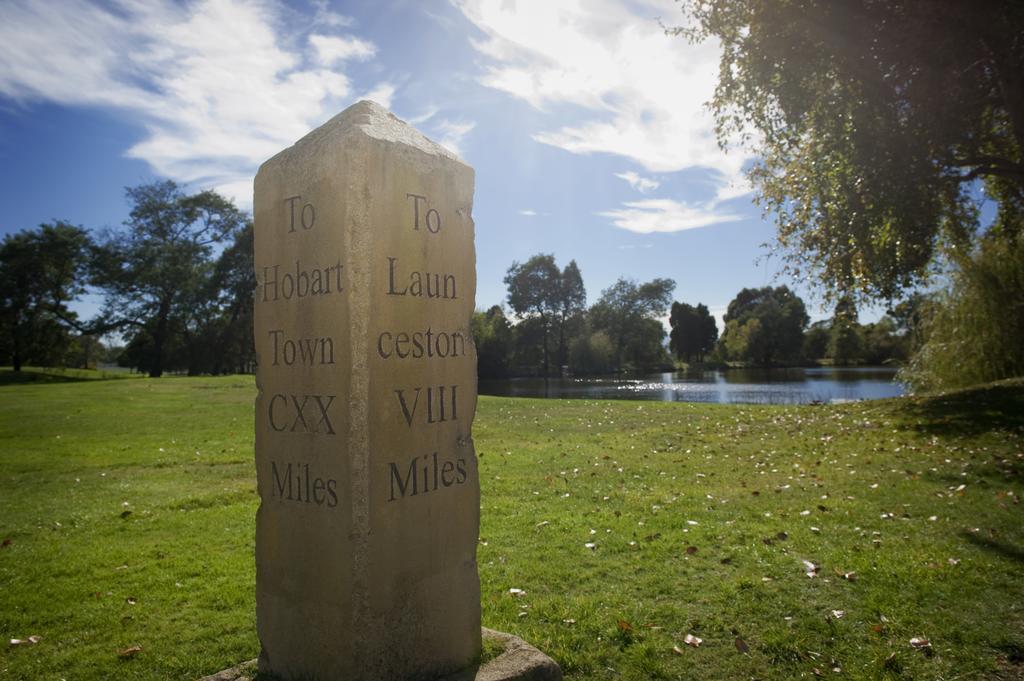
[828,296,864,365]
[861,317,907,366]
[679,0,1024,301]
[555,260,587,368]
[802,320,830,362]
[190,223,256,375]
[590,277,676,370]
[471,305,514,379]
[504,254,586,376]
[0,222,92,370]
[669,301,718,363]
[504,255,560,376]
[719,286,809,365]
[93,181,247,377]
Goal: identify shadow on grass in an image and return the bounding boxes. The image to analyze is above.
[0,368,137,385]
[961,530,1024,565]
[893,379,1024,437]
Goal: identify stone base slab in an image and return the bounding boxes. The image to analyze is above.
[199,627,561,681]
[440,628,562,681]
[198,659,257,681]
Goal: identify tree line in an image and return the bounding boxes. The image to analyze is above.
[0,181,254,377]
[474,254,677,378]
[473,254,913,379]
[0,184,916,380]
[0,183,988,385]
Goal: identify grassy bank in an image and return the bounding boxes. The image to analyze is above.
[0,371,1022,679]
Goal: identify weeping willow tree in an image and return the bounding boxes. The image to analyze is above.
[678,0,1024,298]
[678,0,1024,388]
[900,235,1024,390]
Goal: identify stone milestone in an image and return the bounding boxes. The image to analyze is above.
[253,100,480,680]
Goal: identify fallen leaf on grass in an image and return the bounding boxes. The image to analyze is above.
[617,619,633,633]
[118,645,142,659]
[802,560,820,578]
[684,634,702,647]
[685,546,698,555]
[508,588,525,597]
[126,597,137,605]
[1,538,11,547]
[910,638,933,656]
[830,610,845,619]
[120,510,132,519]
[672,645,685,655]
[735,637,749,653]
[9,636,41,646]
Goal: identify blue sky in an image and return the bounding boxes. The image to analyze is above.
[0,0,859,329]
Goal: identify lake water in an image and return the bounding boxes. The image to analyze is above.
[479,367,905,405]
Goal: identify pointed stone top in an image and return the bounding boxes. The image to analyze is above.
[269,100,464,168]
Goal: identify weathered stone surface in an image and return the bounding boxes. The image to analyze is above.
[253,100,480,681]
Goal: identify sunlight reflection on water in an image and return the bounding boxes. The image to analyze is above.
[480,368,905,405]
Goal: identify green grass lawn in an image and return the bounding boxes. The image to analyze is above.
[1,370,1022,680]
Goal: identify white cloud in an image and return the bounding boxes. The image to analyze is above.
[598,198,741,234]
[311,0,354,28]
[0,0,390,209]
[519,209,537,216]
[407,106,439,125]
[455,0,744,171]
[701,304,728,334]
[454,0,753,228]
[433,118,476,157]
[615,170,660,193]
[310,34,376,65]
